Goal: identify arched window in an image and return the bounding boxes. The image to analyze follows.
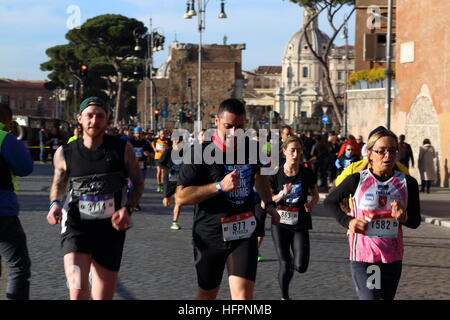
[302,66,309,78]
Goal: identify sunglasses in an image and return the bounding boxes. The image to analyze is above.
[371,148,398,156]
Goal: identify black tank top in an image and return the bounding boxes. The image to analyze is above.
[63,135,127,224]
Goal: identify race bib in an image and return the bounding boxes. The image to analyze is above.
[277,205,299,225]
[221,212,256,242]
[363,210,399,238]
[156,144,166,151]
[79,193,115,220]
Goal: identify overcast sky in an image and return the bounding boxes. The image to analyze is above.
[0,0,355,81]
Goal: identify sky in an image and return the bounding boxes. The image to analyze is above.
[0,0,355,81]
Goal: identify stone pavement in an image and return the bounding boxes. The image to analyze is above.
[1,163,449,300]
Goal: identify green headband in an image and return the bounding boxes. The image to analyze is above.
[79,97,110,115]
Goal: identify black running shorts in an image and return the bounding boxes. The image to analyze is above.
[254,203,267,238]
[164,181,177,198]
[61,220,126,272]
[193,235,258,290]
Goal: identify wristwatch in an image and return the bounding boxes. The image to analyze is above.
[216,181,224,193]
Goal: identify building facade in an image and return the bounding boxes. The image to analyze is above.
[0,79,59,118]
[137,41,245,131]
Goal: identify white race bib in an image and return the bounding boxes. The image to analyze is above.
[363,210,399,238]
[277,205,299,225]
[221,212,256,242]
[79,193,115,220]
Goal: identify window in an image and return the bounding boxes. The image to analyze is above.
[338,71,343,80]
[302,67,309,78]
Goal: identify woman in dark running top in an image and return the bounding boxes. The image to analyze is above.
[270,136,319,300]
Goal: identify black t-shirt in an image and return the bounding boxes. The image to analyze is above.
[269,165,316,230]
[130,138,152,168]
[159,147,184,183]
[177,139,263,249]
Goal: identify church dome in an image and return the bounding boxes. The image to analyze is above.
[283,8,331,61]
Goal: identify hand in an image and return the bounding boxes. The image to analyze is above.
[348,218,368,234]
[391,200,407,223]
[47,205,62,225]
[266,205,280,225]
[282,183,292,195]
[220,170,240,192]
[304,202,314,213]
[111,207,132,231]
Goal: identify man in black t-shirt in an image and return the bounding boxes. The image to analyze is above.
[176,99,279,300]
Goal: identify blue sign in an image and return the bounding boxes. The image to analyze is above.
[160,109,169,118]
[321,114,329,124]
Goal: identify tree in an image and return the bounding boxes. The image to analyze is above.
[65,14,147,124]
[286,0,355,127]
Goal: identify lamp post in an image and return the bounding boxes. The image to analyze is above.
[184,0,227,132]
[341,17,349,138]
[385,0,393,130]
[133,20,164,131]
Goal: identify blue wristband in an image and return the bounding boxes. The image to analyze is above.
[216,181,224,193]
[50,200,62,209]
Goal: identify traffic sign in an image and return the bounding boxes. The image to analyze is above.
[160,109,169,118]
[321,114,329,124]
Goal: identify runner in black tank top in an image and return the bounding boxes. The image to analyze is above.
[46,97,144,300]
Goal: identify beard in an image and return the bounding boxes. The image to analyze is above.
[82,122,108,139]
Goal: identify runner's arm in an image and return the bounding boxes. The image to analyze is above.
[49,146,68,202]
[403,175,421,229]
[124,142,144,209]
[254,172,274,208]
[175,183,218,206]
[323,173,360,228]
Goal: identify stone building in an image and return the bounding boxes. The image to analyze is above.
[354,0,396,72]
[0,79,59,118]
[137,41,245,130]
[274,7,355,129]
[347,0,449,187]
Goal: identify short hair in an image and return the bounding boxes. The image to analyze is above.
[281,125,292,132]
[423,138,431,145]
[218,99,246,117]
[0,104,12,124]
[399,134,405,142]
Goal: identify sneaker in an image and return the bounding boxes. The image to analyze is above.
[170,222,181,230]
[258,255,263,262]
[135,204,142,212]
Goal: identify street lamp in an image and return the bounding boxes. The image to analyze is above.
[184,0,228,132]
[341,16,349,138]
[385,0,393,130]
[133,21,165,131]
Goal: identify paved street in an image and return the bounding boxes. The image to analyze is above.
[1,163,449,300]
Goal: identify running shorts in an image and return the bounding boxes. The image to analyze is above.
[193,235,258,290]
[61,220,126,272]
[164,181,177,198]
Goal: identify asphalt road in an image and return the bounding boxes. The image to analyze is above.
[1,163,449,300]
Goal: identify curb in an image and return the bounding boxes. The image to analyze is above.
[421,215,450,229]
